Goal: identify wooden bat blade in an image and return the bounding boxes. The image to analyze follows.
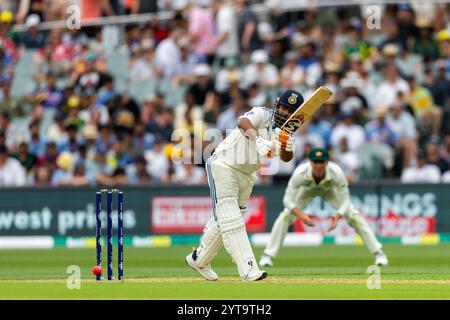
[281,86,332,134]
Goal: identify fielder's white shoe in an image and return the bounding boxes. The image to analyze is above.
[259,254,273,267]
[185,252,218,281]
[375,252,388,266]
[242,268,268,281]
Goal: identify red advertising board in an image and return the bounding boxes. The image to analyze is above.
[152,196,266,234]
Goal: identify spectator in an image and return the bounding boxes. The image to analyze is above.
[173,162,206,185]
[64,163,91,186]
[73,52,111,92]
[215,57,243,94]
[35,44,69,83]
[293,124,325,163]
[106,137,134,170]
[0,144,26,186]
[405,74,442,137]
[86,150,111,182]
[435,29,450,80]
[32,164,51,185]
[386,101,418,168]
[243,50,279,89]
[51,151,74,185]
[129,38,162,80]
[293,36,321,88]
[11,141,37,172]
[330,110,365,152]
[0,111,22,148]
[372,64,409,112]
[396,46,425,85]
[262,0,290,52]
[146,108,174,142]
[33,72,64,110]
[58,123,80,153]
[343,20,375,63]
[153,27,183,79]
[46,112,68,145]
[339,71,369,121]
[308,113,332,147]
[213,0,239,64]
[279,51,304,90]
[26,120,46,157]
[401,149,441,183]
[185,0,216,64]
[20,14,46,49]
[171,36,197,86]
[395,3,419,51]
[429,60,450,110]
[144,138,170,182]
[175,91,204,136]
[425,137,449,174]
[187,63,215,106]
[333,137,360,183]
[235,0,263,54]
[412,20,439,62]
[73,143,88,165]
[0,10,19,63]
[38,141,59,170]
[126,155,151,185]
[365,106,398,172]
[320,95,339,126]
[132,122,153,152]
[247,82,267,107]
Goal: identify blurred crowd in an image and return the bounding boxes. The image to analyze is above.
[0,0,450,187]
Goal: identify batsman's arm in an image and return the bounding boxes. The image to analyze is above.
[237,117,258,142]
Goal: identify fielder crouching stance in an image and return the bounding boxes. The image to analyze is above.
[259,148,389,268]
[185,90,303,281]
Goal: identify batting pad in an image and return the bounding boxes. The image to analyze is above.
[216,197,258,278]
[195,218,223,268]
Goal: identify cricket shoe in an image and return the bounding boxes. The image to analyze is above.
[259,254,273,267]
[185,251,218,281]
[242,268,268,281]
[375,251,388,266]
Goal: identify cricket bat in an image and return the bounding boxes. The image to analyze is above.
[281,86,333,135]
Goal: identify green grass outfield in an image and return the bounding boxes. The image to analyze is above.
[0,244,449,299]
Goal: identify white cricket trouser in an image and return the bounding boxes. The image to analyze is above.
[264,194,382,258]
[195,155,260,278]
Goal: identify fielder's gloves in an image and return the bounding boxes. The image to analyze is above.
[275,128,295,152]
[255,136,275,158]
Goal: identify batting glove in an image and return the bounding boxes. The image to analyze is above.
[275,128,295,152]
[255,136,275,158]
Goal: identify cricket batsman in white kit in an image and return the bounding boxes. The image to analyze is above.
[259,148,389,267]
[185,89,304,281]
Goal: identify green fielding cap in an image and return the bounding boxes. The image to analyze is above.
[308,148,329,161]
